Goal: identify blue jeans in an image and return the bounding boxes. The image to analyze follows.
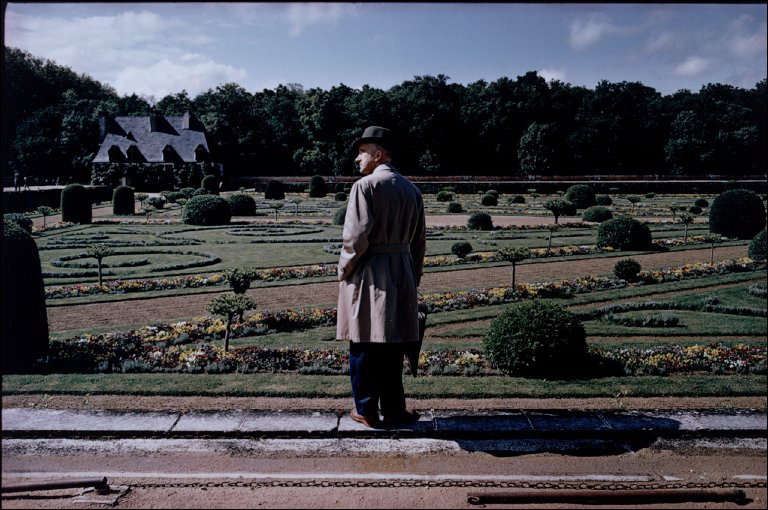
[349,342,405,418]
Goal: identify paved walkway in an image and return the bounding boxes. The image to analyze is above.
[3,407,766,440]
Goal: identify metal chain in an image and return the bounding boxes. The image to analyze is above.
[128,480,766,490]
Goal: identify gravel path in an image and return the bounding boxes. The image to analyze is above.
[46,245,748,333]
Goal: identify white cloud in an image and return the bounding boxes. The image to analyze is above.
[285,3,356,37]
[674,56,712,77]
[538,68,567,83]
[728,21,767,59]
[112,56,248,99]
[568,13,615,51]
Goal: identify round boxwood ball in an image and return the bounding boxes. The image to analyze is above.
[60,184,92,224]
[447,202,463,213]
[481,193,498,206]
[201,175,220,195]
[596,216,652,250]
[748,228,767,261]
[333,206,347,226]
[483,300,587,379]
[264,179,285,200]
[565,184,596,209]
[613,258,642,282]
[228,193,256,216]
[182,195,231,225]
[467,212,493,230]
[582,205,613,223]
[595,194,613,206]
[709,189,766,239]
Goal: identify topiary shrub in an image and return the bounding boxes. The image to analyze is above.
[687,205,702,215]
[264,179,285,200]
[483,300,588,379]
[180,187,196,198]
[481,193,498,206]
[596,216,652,250]
[485,189,499,198]
[447,202,463,213]
[565,184,596,209]
[582,206,613,223]
[192,187,209,197]
[228,193,256,216]
[333,206,347,226]
[467,212,493,230]
[451,241,473,259]
[3,213,33,233]
[60,184,92,224]
[112,186,135,215]
[163,191,186,204]
[694,198,709,208]
[308,175,327,198]
[595,194,613,206]
[146,196,166,209]
[201,175,220,195]
[2,219,49,373]
[435,190,452,202]
[509,195,525,204]
[709,189,766,239]
[613,258,642,282]
[182,195,231,225]
[748,228,767,261]
[334,192,347,201]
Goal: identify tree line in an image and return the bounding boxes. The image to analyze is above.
[3,46,766,184]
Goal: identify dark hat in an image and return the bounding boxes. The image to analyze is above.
[351,125,397,152]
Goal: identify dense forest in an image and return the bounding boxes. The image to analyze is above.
[3,46,766,183]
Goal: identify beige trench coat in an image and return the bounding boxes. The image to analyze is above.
[336,165,426,343]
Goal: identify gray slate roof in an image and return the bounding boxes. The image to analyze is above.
[93,113,210,163]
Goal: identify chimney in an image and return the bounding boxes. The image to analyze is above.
[149,113,158,133]
[99,113,109,142]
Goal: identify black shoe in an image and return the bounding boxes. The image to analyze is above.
[383,409,420,426]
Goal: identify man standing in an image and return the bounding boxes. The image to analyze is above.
[337,126,426,428]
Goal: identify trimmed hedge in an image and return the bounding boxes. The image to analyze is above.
[264,179,285,200]
[112,186,135,215]
[60,184,92,224]
[483,300,588,379]
[596,216,652,250]
[182,195,231,225]
[309,175,327,198]
[2,219,49,373]
[709,189,766,239]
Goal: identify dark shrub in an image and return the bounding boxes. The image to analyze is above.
[613,258,642,282]
[645,192,656,199]
[264,179,285,200]
[436,190,453,202]
[748,229,767,261]
[481,193,498,206]
[2,219,48,373]
[565,184,596,209]
[182,195,231,225]
[180,187,196,198]
[596,216,652,250]
[146,196,166,209]
[3,213,33,233]
[334,192,347,201]
[333,206,347,226]
[694,198,709,208]
[112,186,135,215]
[582,206,613,223]
[447,202,463,213]
[201,175,219,195]
[595,194,613,206]
[60,184,91,224]
[483,300,588,379]
[192,187,209,197]
[510,195,525,204]
[163,191,186,204]
[228,193,256,216]
[467,212,493,230]
[485,189,499,198]
[709,189,766,239]
[687,205,702,215]
[309,175,327,198]
[451,241,473,259]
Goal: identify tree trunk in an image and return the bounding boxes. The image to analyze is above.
[97,261,103,286]
[224,315,233,352]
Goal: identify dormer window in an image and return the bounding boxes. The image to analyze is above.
[162,144,178,163]
[107,145,125,162]
[194,144,209,162]
[126,145,145,163]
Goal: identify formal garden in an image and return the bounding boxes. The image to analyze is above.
[2,180,767,401]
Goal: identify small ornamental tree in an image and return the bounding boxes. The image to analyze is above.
[483,300,588,379]
[709,189,767,239]
[703,233,722,264]
[207,293,256,352]
[544,199,575,224]
[467,212,493,230]
[85,244,114,286]
[545,224,560,254]
[748,228,767,261]
[451,241,473,259]
[613,258,642,282]
[694,198,709,208]
[678,212,695,244]
[596,216,652,250]
[565,184,596,209]
[36,206,55,228]
[268,201,284,220]
[290,198,303,215]
[497,246,529,287]
[135,193,148,208]
[626,195,642,212]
